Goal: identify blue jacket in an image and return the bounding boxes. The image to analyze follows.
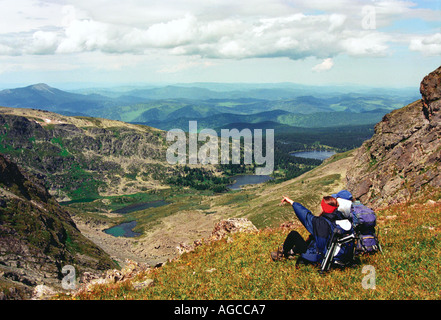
[292,202,344,263]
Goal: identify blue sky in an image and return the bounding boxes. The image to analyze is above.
[0,0,439,89]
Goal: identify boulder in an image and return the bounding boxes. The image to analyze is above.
[210,218,258,241]
[31,285,58,300]
[176,218,258,255]
[132,279,154,291]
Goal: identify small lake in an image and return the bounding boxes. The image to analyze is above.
[112,200,169,214]
[104,220,141,238]
[105,200,170,238]
[290,150,336,161]
[227,175,273,190]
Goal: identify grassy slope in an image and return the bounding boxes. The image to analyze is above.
[64,192,441,300]
[58,150,441,300]
[201,150,355,229]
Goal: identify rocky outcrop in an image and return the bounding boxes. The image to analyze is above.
[71,259,152,298]
[0,153,118,299]
[346,66,441,208]
[176,218,258,255]
[210,218,258,241]
[421,66,441,121]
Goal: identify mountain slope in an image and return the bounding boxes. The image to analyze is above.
[346,66,441,208]
[0,153,118,299]
[0,107,170,201]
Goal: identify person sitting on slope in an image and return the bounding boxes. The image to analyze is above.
[271,195,346,266]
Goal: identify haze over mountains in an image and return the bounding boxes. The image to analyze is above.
[0,82,419,131]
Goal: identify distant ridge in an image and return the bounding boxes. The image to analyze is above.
[0,82,418,130]
[28,83,53,91]
[0,83,107,112]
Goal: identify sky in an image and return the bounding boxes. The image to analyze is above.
[0,0,440,89]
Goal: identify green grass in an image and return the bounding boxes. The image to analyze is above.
[50,137,72,157]
[58,163,104,201]
[0,133,16,153]
[324,149,355,165]
[61,192,441,300]
[315,174,341,186]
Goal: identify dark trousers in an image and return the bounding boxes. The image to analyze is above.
[283,231,309,257]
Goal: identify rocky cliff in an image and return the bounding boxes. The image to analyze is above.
[346,66,441,208]
[0,153,118,299]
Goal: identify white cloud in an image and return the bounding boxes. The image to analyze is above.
[56,18,113,53]
[409,33,441,56]
[0,0,64,33]
[0,0,439,68]
[339,32,391,56]
[30,30,60,54]
[312,58,334,72]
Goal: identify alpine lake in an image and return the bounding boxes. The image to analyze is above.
[104,200,169,238]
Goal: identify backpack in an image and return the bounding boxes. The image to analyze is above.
[321,218,356,272]
[351,202,381,255]
[327,219,355,261]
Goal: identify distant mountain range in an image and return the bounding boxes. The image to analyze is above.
[0,83,419,130]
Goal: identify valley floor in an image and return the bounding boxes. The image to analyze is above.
[72,151,355,268]
[72,205,228,268]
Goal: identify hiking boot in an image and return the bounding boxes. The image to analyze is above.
[271,247,284,262]
[285,249,296,260]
